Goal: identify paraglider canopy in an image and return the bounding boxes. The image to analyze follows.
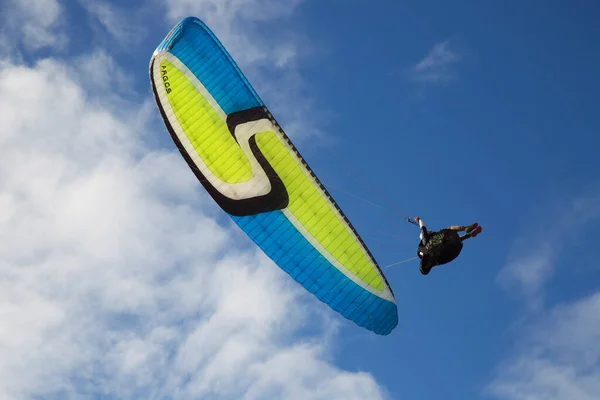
[149,17,398,335]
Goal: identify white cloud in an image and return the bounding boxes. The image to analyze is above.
[487,291,600,400]
[497,189,600,309]
[0,15,388,400]
[69,49,134,99]
[1,0,67,51]
[0,33,15,58]
[79,0,148,45]
[489,188,600,400]
[411,40,461,83]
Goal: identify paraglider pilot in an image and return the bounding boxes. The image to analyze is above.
[414,216,482,275]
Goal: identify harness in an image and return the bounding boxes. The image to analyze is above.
[419,229,463,266]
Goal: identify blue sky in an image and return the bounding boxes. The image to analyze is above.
[1,0,599,399]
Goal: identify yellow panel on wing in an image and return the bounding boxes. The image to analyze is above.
[255,131,384,291]
[161,59,252,184]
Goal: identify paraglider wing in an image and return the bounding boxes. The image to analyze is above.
[149,17,398,335]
